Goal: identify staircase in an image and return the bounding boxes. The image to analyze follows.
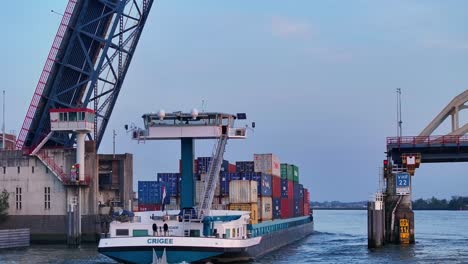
[35,149,68,183]
[198,134,228,220]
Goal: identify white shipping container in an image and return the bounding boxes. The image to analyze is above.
[229,180,258,204]
[254,154,281,177]
[257,196,273,221]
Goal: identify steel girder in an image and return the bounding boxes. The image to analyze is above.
[18,0,154,152]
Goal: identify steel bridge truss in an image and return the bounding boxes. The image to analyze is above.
[16,0,154,152]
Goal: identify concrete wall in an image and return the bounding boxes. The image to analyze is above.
[0,147,134,242]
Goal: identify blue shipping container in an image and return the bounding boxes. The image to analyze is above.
[294,198,300,217]
[219,172,241,195]
[281,179,288,198]
[157,173,180,197]
[293,183,300,198]
[257,174,272,197]
[236,161,255,173]
[272,198,281,219]
[197,157,229,174]
[138,181,170,204]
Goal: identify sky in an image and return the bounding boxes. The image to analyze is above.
[2,1,468,202]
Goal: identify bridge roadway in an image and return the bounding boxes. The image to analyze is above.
[387,135,468,164]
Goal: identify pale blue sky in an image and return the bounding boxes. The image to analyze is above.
[2,1,468,201]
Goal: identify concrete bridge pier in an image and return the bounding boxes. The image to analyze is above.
[384,173,415,245]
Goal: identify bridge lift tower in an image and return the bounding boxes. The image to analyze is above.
[132,110,247,219]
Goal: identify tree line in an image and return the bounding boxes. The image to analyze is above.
[413,196,468,210]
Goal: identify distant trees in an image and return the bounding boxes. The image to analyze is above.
[0,189,9,223]
[413,196,468,210]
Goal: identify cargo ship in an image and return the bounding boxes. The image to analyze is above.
[98,155,314,264]
[98,112,313,263]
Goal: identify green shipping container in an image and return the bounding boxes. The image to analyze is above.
[281,163,294,180]
[280,164,288,179]
[292,165,299,182]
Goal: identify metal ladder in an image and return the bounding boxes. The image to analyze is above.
[198,134,228,219]
[182,209,192,237]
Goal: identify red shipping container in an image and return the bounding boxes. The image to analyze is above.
[228,164,236,173]
[280,198,292,219]
[303,202,310,216]
[287,180,294,200]
[272,176,281,198]
[138,204,161,212]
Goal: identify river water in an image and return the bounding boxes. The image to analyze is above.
[1,210,467,263]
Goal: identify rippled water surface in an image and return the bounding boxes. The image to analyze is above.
[1,210,467,263]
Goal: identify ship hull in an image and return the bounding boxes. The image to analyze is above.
[98,217,313,263]
[213,220,314,262]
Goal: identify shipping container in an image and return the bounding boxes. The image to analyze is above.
[250,173,272,197]
[229,180,258,204]
[228,203,258,224]
[272,176,281,198]
[281,179,288,198]
[280,163,293,180]
[138,181,170,204]
[157,173,180,197]
[228,163,236,173]
[292,165,299,182]
[197,157,229,174]
[272,198,281,219]
[253,154,280,177]
[236,161,255,173]
[280,198,292,219]
[257,196,273,221]
[137,204,161,211]
[287,180,294,200]
[303,201,310,216]
[294,198,301,217]
[199,174,220,196]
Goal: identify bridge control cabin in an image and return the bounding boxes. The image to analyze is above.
[50,108,95,132]
[133,111,247,140]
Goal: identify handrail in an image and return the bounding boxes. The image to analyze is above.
[387,135,468,147]
[16,0,78,150]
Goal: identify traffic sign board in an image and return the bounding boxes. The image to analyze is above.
[396,173,410,195]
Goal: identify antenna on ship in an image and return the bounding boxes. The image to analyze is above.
[2,90,5,150]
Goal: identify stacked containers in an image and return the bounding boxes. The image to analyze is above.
[280,179,288,198]
[229,180,258,204]
[292,165,299,183]
[236,161,255,173]
[197,157,229,174]
[229,180,258,224]
[157,173,180,197]
[137,181,170,211]
[253,154,280,222]
[228,163,236,173]
[254,154,280,176]
[220,172,242,196]
[293,184,304,217]
[272,198,281,219]
[303,188,311,216]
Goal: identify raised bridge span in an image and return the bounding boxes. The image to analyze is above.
[16,0,154,153]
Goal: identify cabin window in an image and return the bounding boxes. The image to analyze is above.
[77,112,85,121]
[225,229,230,238]
[237,228,240,237]
[116,229,129,236]
[2,167,5,174]
[69,112,77,121]
[17,166,20,174]
[232,228,236,238]
[32,166,35,174]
